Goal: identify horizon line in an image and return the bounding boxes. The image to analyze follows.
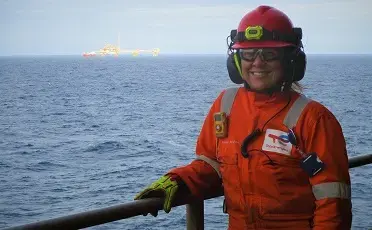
[1,53,372,57]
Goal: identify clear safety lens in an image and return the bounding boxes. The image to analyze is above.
[239,48,281,62]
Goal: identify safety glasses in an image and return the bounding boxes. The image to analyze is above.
[239,48,282,62]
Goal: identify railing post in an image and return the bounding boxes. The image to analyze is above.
[186,201,204,230]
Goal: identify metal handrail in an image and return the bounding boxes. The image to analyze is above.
[2,191,223,230]
[3,154,372,230]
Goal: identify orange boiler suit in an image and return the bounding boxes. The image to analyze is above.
[169,87,352,229]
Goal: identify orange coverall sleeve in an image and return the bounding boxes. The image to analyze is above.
[303,106,352,230]
[168,92,223,198]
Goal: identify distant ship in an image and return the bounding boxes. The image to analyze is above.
[82,33,160,57]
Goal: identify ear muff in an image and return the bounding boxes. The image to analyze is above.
[285,46,306,82]
[286,29,306,82]
[226,30,244,85]
[227,52,244,84]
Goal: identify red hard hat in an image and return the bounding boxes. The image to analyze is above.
[232,5,297,49]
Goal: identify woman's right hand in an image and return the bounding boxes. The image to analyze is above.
[134,175,180,216]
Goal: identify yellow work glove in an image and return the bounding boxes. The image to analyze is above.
[134,174,179,215]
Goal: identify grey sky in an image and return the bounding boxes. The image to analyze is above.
[1,0,371,55]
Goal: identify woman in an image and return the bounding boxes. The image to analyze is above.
[135,5,352,230]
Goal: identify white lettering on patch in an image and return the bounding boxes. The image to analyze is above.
[262,129,292,155]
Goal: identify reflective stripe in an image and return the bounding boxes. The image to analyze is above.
[312,182,351,200]
[283,94,311,128]
[221,89,311,128]
[196,155,221,178]
[221,87,239,115]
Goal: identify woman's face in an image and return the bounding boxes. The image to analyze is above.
[240,48,283,91]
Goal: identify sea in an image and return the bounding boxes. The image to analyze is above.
[0,54,371,230]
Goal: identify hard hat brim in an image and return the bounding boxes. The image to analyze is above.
[232,41,296,49]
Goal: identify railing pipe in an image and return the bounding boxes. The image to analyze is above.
[3,154,372,230]
[348,154,372,168]
[2,198,165,230]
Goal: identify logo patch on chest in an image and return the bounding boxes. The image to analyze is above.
[262,129,292,155]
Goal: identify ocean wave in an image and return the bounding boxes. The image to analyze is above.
[84,141,125,153]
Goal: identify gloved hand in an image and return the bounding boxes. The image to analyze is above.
[134,174,180,216]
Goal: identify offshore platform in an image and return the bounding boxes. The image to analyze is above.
[82,34,160,57]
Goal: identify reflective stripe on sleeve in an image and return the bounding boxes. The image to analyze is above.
[312,182,351,200]
[196,155,221,178]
